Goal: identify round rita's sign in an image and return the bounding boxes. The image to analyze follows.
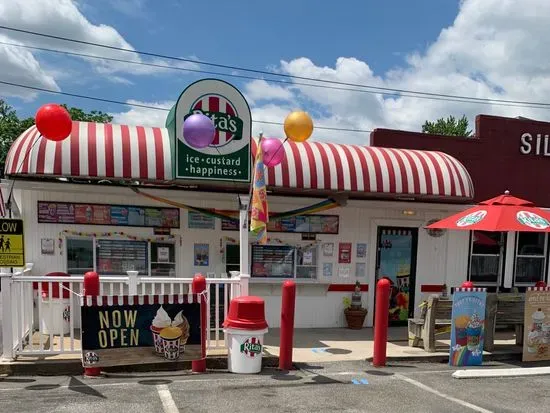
[516,211,550,229]
[456,210,487,227]
[240,336,262,358]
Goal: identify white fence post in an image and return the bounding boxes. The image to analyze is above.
[239,274,250,297]
[127,271,139,296]
[1,271,14,360]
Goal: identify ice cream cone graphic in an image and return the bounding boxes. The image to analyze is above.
[151,306,172,354]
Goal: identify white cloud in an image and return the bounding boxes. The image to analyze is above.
[106,0,550,146]
[110,100,173,127]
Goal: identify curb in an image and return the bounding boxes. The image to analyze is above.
[365,351,523,364]
[0,355,280,376]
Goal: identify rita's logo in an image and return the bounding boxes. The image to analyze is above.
[240,337,262,358]
[517,211,550,229]
[84,352,100,365]
[185,94,244,148]
[456,210,487,227]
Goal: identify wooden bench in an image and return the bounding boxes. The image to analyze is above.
[408,295,452,352]
[484,293,525,352]
[408,292,525,353]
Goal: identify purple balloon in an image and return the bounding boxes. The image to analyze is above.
[182,113,216,149]
[261,137,285,167]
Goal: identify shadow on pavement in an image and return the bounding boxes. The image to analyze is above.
[68,376,106,398]
[138,379,174,385]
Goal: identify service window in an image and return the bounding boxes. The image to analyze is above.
[514,232,547,285]
[469,231,504,284]
[66,238,94,275]
[96,239,148,276]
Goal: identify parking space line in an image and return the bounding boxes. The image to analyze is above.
[156,384,179,413]
[395,374,493,413]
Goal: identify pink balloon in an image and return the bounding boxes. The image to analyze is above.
[261,138,285,167]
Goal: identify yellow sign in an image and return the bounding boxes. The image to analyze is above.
[0,219,24,267]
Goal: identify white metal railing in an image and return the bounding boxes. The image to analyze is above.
[0,266,249,360]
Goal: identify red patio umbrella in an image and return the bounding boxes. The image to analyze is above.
[426,191,550,232]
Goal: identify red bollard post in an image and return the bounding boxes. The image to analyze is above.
[279,280,296,371]
[83,271,101,377]
[192,274,207,373]
[373,278,391,367]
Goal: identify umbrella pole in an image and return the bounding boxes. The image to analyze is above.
[497,232,505,294]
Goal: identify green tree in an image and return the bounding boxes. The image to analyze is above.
[421,115,473,137]
[0,99,112,170]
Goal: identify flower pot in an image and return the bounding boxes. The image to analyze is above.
[344,308,368,330]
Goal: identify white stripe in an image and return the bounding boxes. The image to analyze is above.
[431,152,452,196]
[348,145,364,191]
[333,144,351,190]
[112,124,123,178]
[129,126,140,178]
[60,129,72,175]
[439,153,462,197]
[145,127,157,180]
[369,147,390,192]
[168,295,174,304]
[27,131,41,175]
[129,296,135,305]
[392,149,415,194]
[86,296,92,307]
[161,128,172,180]
[448,156,471,197]
[395,374,493,413]
[156,384,180,413]
[285,143,297,188]
[309,143,326,190]
[78,122,89,177]
[149,294,154,305]
[95,124,106,177]
[187,294,193,303]
[296,143,311,189]
[97,296,103,306]
[382,148,403,193]
[107,296,113,306]
[16,128,36,174]
[354,146,378,192]
[415,150,440,195]
[317,142,338,190]
[138,295,144,305]
[177,295,183,304]
[402,149,428,194]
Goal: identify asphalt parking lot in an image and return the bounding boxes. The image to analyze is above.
[1,360,549,412]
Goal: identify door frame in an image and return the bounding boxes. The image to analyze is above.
[375,225,419,326]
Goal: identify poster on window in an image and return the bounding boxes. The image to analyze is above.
[188,211,215,229]
[322,243,334,257]
[523,287,550,362]
[194,244,209,266]
[323,263,333,277]
[356,243,367,258]
[355,263,366,278]
[449,288,487,366]
[157,247,170,263]
[338,243,352,264]
[81,295,202,368]
[338,266,350,278]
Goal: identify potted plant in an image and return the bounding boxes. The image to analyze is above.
[344,281,368,329]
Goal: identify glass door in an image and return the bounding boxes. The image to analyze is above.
[376,227,418,325]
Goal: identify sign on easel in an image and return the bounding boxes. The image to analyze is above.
[81,295,202,368]
[523,287,550,362]
[449,288,487,366]
[0,218,24,267]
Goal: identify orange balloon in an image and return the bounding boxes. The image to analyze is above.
[284,111,313,142]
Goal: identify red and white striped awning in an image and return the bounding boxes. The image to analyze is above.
[4,122,172,181]
[251,138,473,200]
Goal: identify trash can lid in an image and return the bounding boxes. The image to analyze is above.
[223,296,268,330]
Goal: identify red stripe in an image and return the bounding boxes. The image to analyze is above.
[350,145,371,192]
[104,123,115,177]
[386,148,409,194]
[112,296,119,305]
[302,141,317,189]
[35,132,48,174]
[368,148,384,193]
[70,121,80,176]
[9,127,34,174]
[209,97,220,145]
[281,143,290,188]
[87,123,98,177]
[340,144,358,191]
[121,125,132,178]
[22,129,40,174]
[136,126,149,179]
[153,128,165,180]
[53,138,63,176]
[326,143,344,190]
[423,151,445,196]
[315,143,332,189]
[377,149,397,193]
[444,155,467,197]
[420,284,444,293]
[411,150,433,195]
[289,141,304,188]
[436,152,457,196]
[399,150,421,195]
[328,284,368,292]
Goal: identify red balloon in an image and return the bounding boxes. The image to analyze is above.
[35,104,72,141]
[461,281,475,289]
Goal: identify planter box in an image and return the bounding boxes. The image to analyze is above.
[344,308,368,330]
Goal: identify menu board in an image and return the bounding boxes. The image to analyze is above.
[251,245,295,278]
[267,215,339,234]
[96,239,148,275]
[188,211,215,229]
[221,218,239,231]
[37,201,179,228]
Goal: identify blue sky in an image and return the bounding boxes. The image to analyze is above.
[2,0,549,144]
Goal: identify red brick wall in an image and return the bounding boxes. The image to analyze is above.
[371,114,550,206]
